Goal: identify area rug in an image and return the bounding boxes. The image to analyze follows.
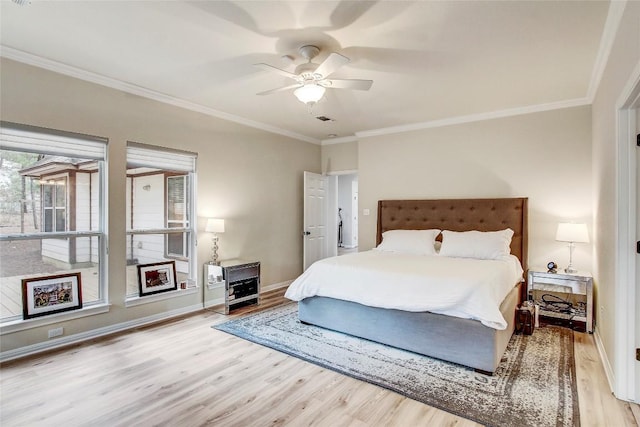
[214,303,579,427]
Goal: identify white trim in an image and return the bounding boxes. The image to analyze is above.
[614,59,640,402]
[356,98,590,138]
[261,280,292,293]
[124,286,199,308]
[0,304,110,335]
[326,169,358,176]
[321,135,359,145]
[594,329,616,393]
[586,1,628,102]
[0,46,320,145]
[0,303,203,363]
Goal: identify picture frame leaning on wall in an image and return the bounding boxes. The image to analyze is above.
[22,272,83,319]
[137,261,177,297]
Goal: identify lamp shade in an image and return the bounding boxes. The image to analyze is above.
[205,218,225,233]
[294,84,325,104]
[555,223,589,243]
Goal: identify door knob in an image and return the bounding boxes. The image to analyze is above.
[302,231,311,236]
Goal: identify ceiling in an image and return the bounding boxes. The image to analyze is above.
[0,1,611,144]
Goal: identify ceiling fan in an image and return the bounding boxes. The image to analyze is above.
[255,45,373,105]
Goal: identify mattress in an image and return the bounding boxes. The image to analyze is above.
[285,250,524,330]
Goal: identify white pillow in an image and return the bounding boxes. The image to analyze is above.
[375,229,441,255]
[439,229,514,260]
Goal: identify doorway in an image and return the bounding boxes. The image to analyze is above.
[336,173,358,255]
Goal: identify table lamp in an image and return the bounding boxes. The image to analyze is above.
[205,218,225,265]
[555,222,589,273]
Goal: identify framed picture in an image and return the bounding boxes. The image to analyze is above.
[22,273,83,319]
[137,261,177,296]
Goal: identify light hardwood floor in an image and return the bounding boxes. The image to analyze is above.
[1,288,638,427]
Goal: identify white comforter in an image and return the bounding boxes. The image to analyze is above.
[285,251,524,330]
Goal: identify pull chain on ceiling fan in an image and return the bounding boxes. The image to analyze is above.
[255,44,373,106]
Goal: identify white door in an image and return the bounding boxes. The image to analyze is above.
[303,171,328,271]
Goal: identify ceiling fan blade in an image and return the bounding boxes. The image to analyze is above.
[324,79,373,91]
[256,83,301,96]
[254,63,298,80]
[314,52,350,78]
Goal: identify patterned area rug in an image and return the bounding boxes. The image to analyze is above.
[214,303,579,427]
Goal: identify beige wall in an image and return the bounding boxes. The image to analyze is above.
[0,58,319,353]
[358,106,593,273]
[591,1,640,384]
[321,140,358,173]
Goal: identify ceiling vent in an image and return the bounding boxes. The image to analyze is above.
[316,116,334,122]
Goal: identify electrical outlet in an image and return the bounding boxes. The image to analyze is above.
[48,327,63,338]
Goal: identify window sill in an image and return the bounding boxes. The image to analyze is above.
[125,286,198,307]
[0,304,111,335]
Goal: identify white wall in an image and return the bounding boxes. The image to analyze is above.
[591,0,640,397]
[358,106,593,273]
[322,141,358,174]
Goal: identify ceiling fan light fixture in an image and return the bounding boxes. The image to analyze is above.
[294,84,325,104]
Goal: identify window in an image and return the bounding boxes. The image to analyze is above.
[42,177,67,232]
[0,122,107,324]
[125,142,197,299]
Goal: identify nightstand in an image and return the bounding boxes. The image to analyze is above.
[527,269,593,333]
[205,259,260,314]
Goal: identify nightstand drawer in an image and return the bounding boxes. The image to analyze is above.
[529,279,587,295]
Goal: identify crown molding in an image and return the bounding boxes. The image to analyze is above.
[0,46,321,145]
[355,98,591,139]
[586,0,627,102]
[321,135,358,145]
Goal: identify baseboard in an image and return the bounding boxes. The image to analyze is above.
[0,303,203,363]
[262,280,292,292]
[594,328,616,394]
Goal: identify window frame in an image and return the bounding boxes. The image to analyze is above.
[0,121,109,329]
[125,142,197,301]
[165,174,189,260]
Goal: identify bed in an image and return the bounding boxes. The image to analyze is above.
[286,197,528,374]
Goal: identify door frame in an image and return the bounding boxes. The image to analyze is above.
[327,169,358,251]
[614,59,640,402]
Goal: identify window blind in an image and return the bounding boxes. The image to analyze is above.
[127,142,196,173]
[0,121,107,160]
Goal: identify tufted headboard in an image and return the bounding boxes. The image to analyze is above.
[376,198,528,271]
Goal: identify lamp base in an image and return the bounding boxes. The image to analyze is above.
[564,266,577,274]
[210,235,220,265]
